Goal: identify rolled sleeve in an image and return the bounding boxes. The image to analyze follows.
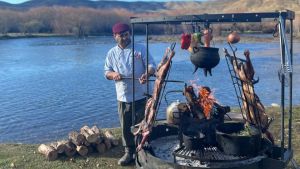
[104,52,114,79]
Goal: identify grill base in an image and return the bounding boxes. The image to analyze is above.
[173,146,248,163]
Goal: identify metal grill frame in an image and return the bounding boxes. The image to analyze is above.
[173,145,249,163]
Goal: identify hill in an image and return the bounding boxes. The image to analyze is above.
[0,0,299,37]
[0,0,299,14]
[161,0,300,15]
[0,0,167,13]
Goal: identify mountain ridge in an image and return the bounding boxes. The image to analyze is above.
[0,0,168,13]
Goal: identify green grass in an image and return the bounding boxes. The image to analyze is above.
[1,107,300,169]
[0,128,134,169]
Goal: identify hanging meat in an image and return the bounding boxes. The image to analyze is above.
[134,43,176,151]
[227,49,274,143]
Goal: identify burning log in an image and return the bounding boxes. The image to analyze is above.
[183,85,204,119]
[104,130,119,146]
[38,144,58,161]
[80,125,98,143]
[69,131,85,146]
[76,145,88,157]
[64,141,77,157]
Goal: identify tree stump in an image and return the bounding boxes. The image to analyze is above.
[38,144,58,161]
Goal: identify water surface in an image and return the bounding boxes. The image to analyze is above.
[0,36,299,143]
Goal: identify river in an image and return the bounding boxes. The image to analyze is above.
[0,36,299,143]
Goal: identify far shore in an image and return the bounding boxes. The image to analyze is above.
[1,33,300,43]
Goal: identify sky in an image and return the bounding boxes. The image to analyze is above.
[1,0,205,4]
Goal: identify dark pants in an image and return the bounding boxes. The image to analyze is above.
[118,98,146,150]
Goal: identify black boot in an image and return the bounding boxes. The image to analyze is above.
[117,147,134,166]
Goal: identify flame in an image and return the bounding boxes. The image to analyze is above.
[198,87,216,119]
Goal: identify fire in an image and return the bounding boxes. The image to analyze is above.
[198,87,216,119]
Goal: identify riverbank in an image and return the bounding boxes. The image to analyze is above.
[0,106,299,169]
[1,32,300,43]
[0,33,74,40]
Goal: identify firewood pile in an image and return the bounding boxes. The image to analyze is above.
[37,125,119,161]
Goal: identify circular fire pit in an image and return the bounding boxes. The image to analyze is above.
[136,122,266,169]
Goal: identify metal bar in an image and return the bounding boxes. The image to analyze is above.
[226,55,247,62]
[224,52,244,116]
[288,19,293,150]
[131,11,295,24]
[279,16,293,73]
[278,17,285,160]
[122,77,184,83]
[132,23,136,126]
[146,24,149,99]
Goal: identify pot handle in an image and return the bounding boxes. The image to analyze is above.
[193,47,199,53]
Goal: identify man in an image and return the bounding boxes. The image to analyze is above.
[104,22,156,166]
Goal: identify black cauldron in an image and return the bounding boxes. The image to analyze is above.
[190,47,220,76]
[216,122,262,157]
[182,130,205,150]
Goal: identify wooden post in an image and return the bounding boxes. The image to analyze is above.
[38,144,58,161]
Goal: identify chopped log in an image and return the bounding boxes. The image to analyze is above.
[87,145,95,154]
[51,140,67,154]
[80,125,98,143]
[76,145,88,157]
[104,130,119,146]
[103,137,112,150]
[69,131,85,146]
[95,143,106,154]
[91,125,104,143]
[83,140,91,147]
[64,141,76,157]
[38,144,58,161]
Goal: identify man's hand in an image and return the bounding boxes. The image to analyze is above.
[112,72,122,81]
[139,73,147,84]
[106,72,122,81]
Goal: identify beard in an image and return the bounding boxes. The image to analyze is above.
[118,38,131,48]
